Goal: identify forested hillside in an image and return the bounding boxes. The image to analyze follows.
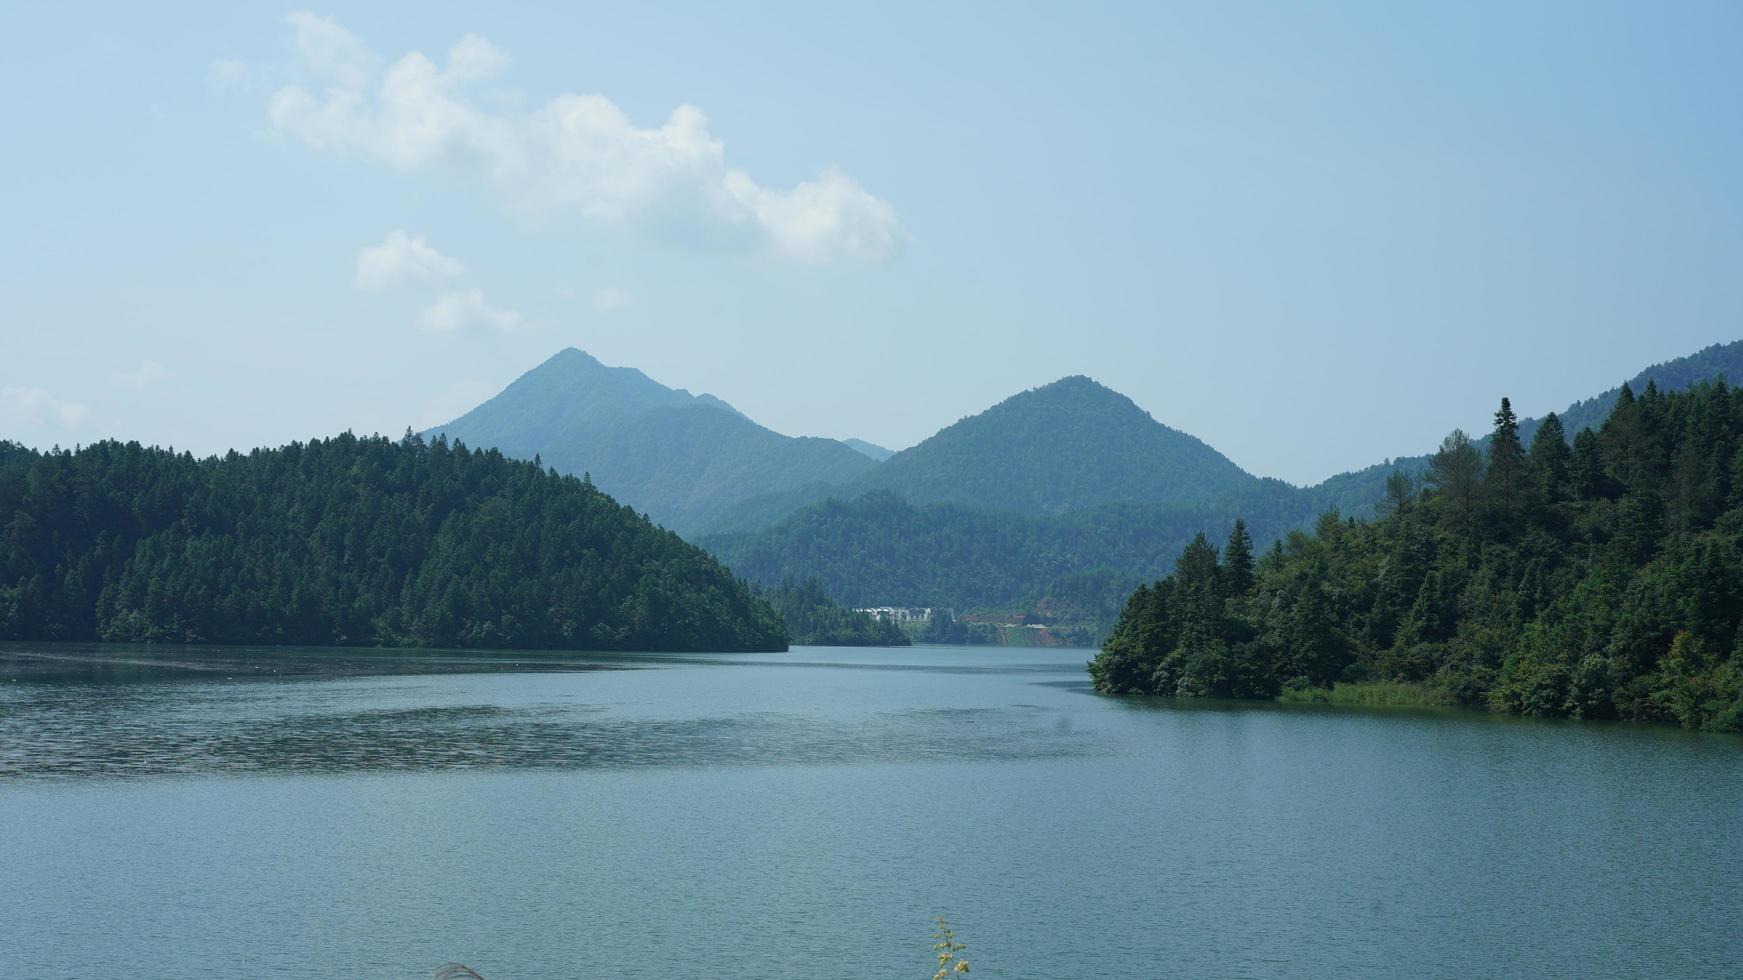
[759,579,910,646]
[427,349,875,534]
[703,484,1316,627]
[1091,382,1743,732]
[0,433,787,652]
[707,375,1276,534]
[1307,339,1743,517]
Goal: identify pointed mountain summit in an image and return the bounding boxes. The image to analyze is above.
[855,376,1266,513]
[425,349,875,534]
[701,374,1283,533]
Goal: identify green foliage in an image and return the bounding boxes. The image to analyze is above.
[758,578,909,646]
[1308,339,1743,518]
[0,431,787,652]
[426,349,876,535]
[1091,383,1743,732]
[1277,680,1457,707]
[703,486,1319,635]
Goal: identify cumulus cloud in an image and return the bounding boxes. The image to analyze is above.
[416,289,524,333]
[116,360,170,391]
[1,387,89,429]
[268,13,902,261]
[354,230,523,332]
[355,230,465,290]
[591,287,633,312]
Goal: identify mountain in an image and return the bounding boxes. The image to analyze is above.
[1308,339,1743,516]
[841,438,894,461]
[704,341,1743,637]
[857,376,1273,512]
[0,433,787,651]
[705,375,1287,534]
[425,349,876,535]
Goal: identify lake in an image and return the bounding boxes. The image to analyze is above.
[1,642,1739,978]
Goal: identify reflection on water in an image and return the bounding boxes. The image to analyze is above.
[0,644,1098,780]
[2,642,1740,979]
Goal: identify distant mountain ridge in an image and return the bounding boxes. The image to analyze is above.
[703,375,1286,534]
[841,438,893,461]
[704,338,1743,634]
[427,338,1743,638]
[425,349,877,535]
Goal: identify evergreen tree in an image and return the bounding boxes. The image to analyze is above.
[1528,412,1572,503]
[1486,397,1526,518]
[1089,380,1743,732]
[1223,519,1255,596]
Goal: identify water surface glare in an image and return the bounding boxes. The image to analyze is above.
[1,643,1738,978]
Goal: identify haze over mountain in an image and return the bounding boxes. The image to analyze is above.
[425,349,876,535]
[704,376,1292,534]
[708,338,1743,634]
[841,439,894,462]
[423,338,1743,638]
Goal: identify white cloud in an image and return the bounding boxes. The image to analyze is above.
[1,387,90,429]
[283,10,375,91]
[416,288,524,333]
[268,14,902,261]
[355,230,465,290]
[591,287,633,312]
[116,360,169,391]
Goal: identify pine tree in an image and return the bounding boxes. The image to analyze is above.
[1486,397,1526,516]
[1223,520,1255,596]
[1528,412,1572,502]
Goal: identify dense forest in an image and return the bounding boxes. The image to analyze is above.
[702,487,1315,627]
[0,432,787,652]
[1090,382,1743,732]
[758,579,910,646]
[705,345,1743,631]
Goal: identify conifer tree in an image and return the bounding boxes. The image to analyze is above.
[1486,397,1526,516]
[1223,520,1255,596]
[1528,412,1571,502]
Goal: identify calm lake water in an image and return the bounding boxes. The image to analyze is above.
[1,643,1739,978]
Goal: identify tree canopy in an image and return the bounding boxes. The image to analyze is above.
[0,431,787,652]
[1091,382,1743,732]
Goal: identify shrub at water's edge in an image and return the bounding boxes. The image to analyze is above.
[1277,680,1458,707]
[1091,381,1743,732]
[0,432,787,652]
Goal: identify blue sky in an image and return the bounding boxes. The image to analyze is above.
[3,1,1740,485]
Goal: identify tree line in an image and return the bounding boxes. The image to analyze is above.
[1091,381,1743,732]
[0,431,787,652]
[758,578,910,646]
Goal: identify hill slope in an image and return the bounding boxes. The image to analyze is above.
[705,375,1284,533]
[1092,379,1743,732]
[426,349,875,534]
[0,433,787,651]
[706,340,1743,637]
[1310,339,1743,515]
